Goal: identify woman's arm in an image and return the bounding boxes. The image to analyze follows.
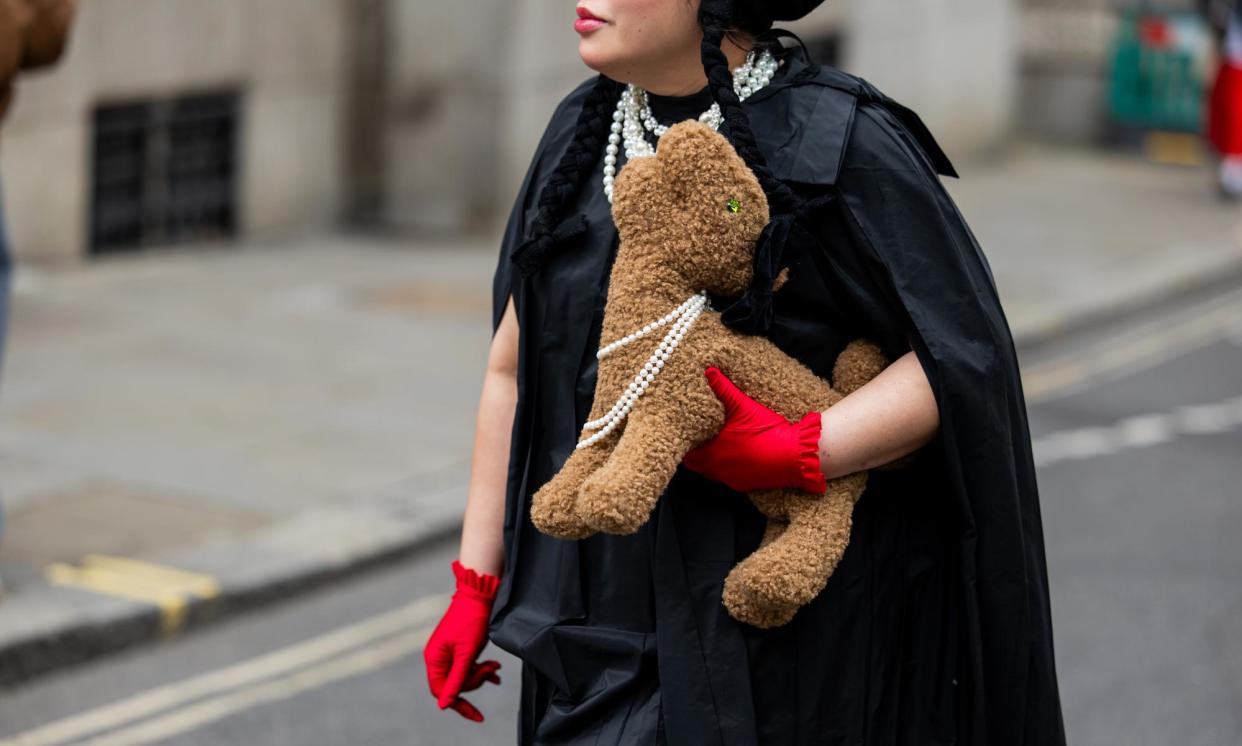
[682,348,939,492]
[817,349,938,479]
[457,294,519,578]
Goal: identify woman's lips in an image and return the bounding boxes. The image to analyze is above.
[575,7,605,33]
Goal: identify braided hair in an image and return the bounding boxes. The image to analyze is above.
[509,73,624,279]
[696,0,799,216]
[511,0,820,333]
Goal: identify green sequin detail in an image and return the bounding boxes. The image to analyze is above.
[726,198,741,213]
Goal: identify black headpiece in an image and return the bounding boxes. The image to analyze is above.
[731,0,831,24]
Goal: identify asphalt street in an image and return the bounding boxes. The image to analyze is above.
[1,284,1240,746]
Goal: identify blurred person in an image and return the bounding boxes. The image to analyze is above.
[0,0,79,597]
[423,0,1067,743]
[1204,0,1242,198]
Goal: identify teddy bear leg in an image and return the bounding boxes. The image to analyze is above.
[721,520,800,628]
[577,404,721,535]
[529,427,621,540]
[756,518,787,548]
[831,339,890,396]
[723,475,865,626]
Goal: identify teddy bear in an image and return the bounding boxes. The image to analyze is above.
[529,119,892,628]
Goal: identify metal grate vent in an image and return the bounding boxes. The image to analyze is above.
[90,90,239,254]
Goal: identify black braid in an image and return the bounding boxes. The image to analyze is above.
[511,74,624,278]
[698,3,799,216]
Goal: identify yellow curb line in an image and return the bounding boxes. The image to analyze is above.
[45,555,221,635]
[80,555,221,598]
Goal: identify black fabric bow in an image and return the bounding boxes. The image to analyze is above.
[511,213,591,279]
[709,192,835,335]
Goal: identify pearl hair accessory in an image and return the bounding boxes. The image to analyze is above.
[603,48,778,203]
[577,290,711,449]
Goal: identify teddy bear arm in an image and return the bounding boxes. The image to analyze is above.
[576,385,726,534]
[529,428,619,539]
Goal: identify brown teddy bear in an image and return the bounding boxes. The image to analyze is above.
[529,119,891,628]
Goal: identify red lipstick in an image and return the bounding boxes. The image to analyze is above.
[575,6,606,33]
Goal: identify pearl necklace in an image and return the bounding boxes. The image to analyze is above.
[577,290,710,449]
[603,48,778,204]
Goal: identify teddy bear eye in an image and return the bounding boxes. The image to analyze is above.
[726,198,741,213]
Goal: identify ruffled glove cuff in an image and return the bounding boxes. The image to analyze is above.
[791,410,828,494]
[451,559,501,603]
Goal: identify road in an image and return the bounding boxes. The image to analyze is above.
[1,284,1240,746]
[1021,283,1242,746]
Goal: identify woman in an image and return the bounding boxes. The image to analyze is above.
[423,1,1068,743]
[1206,0,1242,198]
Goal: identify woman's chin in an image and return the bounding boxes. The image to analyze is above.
[578,42,621,77]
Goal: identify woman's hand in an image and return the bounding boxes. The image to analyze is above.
[423,559,503,722]
[682,367,828,493]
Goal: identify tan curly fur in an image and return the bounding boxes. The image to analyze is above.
[529,120,892,628]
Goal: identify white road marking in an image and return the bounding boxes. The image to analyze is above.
[1022,289,1242,404]
[1113,413,1175,448]
[1033,394,1242,467]
[0,594,448,746]
[1176,399,1242,434]
[72,627,434,746]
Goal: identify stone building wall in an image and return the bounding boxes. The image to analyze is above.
[0,0,1027,264]
[0,0,349,266]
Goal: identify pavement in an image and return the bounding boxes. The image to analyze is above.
[1,139,1241,686]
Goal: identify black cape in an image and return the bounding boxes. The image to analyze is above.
[487,43,1067,746]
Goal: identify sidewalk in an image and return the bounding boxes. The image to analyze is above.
[948,141,1242,349]
[1,141,1241,684]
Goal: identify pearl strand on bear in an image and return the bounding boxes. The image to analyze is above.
[602,48,778,204]
[576,290,709,449]
[577,296,705,447]
[596,292,705,360]
[583,291,708,431]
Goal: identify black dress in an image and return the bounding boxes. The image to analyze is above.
[487,42,1067,746]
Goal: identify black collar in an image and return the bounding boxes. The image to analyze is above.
[746,42,958,185]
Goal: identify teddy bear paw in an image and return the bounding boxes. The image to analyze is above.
[721,576,800,629]
[721,557,822,627]
[529,489,597,540]
[575,478,650,535]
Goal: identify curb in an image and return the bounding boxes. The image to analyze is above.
[1010,253,1242,355]
[0,484,466,687]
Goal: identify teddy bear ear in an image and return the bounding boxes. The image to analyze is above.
[656,120,753,200]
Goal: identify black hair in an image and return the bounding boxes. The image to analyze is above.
[696,0,799,216]
[509,73,624,278]
[511,0,809,300]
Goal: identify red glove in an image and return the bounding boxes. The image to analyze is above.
[682,367,828,494]
[423,559,503,722]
